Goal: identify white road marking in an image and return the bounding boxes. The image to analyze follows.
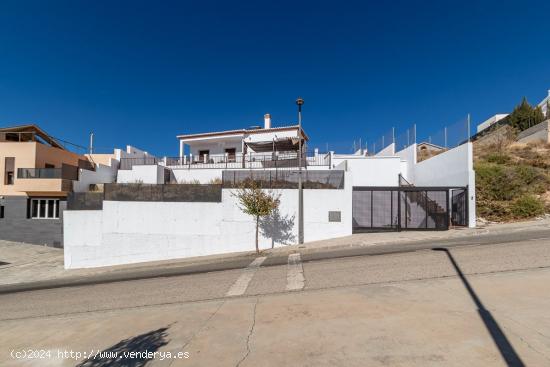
[226,257,266,297]
[286,253,305,291]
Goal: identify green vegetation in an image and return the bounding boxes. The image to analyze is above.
[511,194,545,218]
[505,97,546,132]
[233,182,280,253]
[475,136,550,221]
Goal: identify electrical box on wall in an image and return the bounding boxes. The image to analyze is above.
[328,211,341,222]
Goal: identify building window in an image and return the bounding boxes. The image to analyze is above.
[0,205,4,219]
[225,148,236,162]
[30,198,60,219]
[198,150,209,162]
[4,157,15,185]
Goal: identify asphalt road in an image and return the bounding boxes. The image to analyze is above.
[1,233,549,321]
[1,234,550,366]
[3,226,550,295]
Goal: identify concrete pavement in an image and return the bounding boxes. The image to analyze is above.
[0,238,549,366]
[2,217,550,294]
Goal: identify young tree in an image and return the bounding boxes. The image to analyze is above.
[533,106,545,125]
[546,100,550,120]
[508,97,534,131]
[233,182,280,254]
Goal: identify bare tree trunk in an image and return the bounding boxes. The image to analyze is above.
[255,215,260,254]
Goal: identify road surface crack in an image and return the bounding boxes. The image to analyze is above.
[167,300,225,367]
[236,297,259,367]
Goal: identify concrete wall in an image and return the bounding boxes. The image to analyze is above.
[172,169,223,183]
[64,174,352,268]
[517,120,550,144]
[0,196,65,247]
[333,155,401,187]
[73,162,118,192]
[187,138,243,157]
[117,165,165,184]
[413,143,476,227]
[395,144,416,182]
[375,143,395,156]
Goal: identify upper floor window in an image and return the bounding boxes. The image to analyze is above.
[31,198,60,219]
[198,150,209,162]
[4,157,15,185]
[225,148,236,162]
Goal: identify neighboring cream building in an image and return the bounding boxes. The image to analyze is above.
[0,124,121,246]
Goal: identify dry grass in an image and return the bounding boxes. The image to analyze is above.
[473,130,550,222]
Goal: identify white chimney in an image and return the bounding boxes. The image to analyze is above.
[264,113,271,129]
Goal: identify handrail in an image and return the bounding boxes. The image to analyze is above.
[120,151,331,170]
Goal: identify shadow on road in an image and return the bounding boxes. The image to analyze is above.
[76,326,170,367]
[432,247,524,367]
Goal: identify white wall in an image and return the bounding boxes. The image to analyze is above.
[172,169,223,183]
[413,143,476,227]
[187,138,243,157]
[395,143,416,183]
[117,165,165,184]
[375,143,395,156]
[333,155,401,186]
[73,162,118,192]
[64,174,352,269]
[477,114,508,133]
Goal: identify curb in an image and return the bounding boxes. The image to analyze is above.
[1,224,549,295]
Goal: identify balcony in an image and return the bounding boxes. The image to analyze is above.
[15,165,78,194]
[17,165,79,180]
[120,151,331,170]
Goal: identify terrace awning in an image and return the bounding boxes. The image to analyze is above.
[244,137,303,152]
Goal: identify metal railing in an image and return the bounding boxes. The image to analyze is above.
[17,164,79,180]
[120,151,331,170]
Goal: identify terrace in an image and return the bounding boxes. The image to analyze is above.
[119,150,332,170]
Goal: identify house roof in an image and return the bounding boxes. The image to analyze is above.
[0,124,65,149]
[417,141,445,150]
[177,125,309,141]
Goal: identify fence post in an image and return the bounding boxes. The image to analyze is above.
[467,113,471,142]
[189,154,192,170]
[225,153,228,169]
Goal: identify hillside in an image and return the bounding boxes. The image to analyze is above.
[473,125,550,222]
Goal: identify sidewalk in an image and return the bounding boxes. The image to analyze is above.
[1,217,549,293]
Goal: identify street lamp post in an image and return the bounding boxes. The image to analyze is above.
[296,97,304,244]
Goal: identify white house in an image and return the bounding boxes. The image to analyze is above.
[477,114,509,134]
[118,114,330,184]
[64,115,476,269]
[177,114,307,163]
[537,90,550,118]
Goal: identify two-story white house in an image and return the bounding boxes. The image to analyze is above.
[176,114,309,167]
[118,114,333,184]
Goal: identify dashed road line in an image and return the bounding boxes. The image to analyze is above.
[226,257,266,297]
[286,253,305,291]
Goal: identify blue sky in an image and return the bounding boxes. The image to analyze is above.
[1,0,549,155]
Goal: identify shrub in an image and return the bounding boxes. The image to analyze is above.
[475,163,519,201]
[514,165,538,185]
[511,194,544,218]
[486,152,510,164]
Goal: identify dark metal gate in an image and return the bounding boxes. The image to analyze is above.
[353,186,467,232]
[451,188,468,227]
